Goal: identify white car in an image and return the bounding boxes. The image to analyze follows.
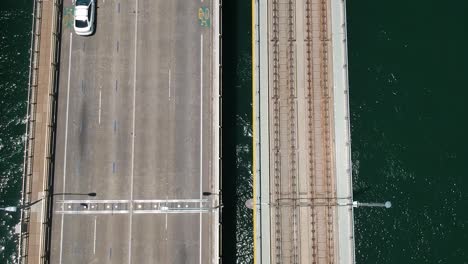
[74,0,95,36]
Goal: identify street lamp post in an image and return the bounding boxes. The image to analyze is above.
[202,191,221,197]
[245,198,392,209]
[245,199,271,209]
[352,201,392,208]
[0,206,18,212]
[202,191,222,211]
[0,192,97,213]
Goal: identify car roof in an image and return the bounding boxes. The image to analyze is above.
[75,6,88,20]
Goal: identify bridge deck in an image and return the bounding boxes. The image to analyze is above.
[20,0,221,263]
[253,0,355,263]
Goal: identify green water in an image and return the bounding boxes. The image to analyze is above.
[0,0,31,263]
[348,0,468,263]
[222,0,253,263]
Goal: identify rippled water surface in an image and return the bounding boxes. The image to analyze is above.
[348,0,468,263]
[0,0,31,263]
[222,0,253,263]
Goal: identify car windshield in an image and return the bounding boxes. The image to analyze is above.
[75,20,88,28]
[76,0,91,6]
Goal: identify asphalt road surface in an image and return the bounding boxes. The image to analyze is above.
[50,0,217,263]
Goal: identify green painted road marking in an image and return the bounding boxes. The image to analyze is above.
[63,7,74,29]
[198,7,210,28]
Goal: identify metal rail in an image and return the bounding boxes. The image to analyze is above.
[319,0,336,262]
[19,0,63,263]
[19,0,43,262]
[286,0,299,262]
[270,0,336,263]
[271,0,282,262]
[40,0,63,262]
[304,0,319,262]
[271,0,301,263]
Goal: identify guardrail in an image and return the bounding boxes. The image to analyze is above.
[18,0,44,262]
[214,0,223,263]
[19,0,63,263]
[341,0,356,262]
[41,0,63,261]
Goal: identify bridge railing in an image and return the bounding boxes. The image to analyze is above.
[19,0,63,263]
[18,0,43,262]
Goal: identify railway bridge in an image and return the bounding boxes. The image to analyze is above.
[252,0,355,263]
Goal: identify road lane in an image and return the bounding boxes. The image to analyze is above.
[131,0,213,263]
[51,0,135,262]
[50,0,216,263]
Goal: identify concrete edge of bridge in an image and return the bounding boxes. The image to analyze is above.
[331,0,356,263]
[212,0,222,263]
[18,0,63,263]
[252,0,272,263]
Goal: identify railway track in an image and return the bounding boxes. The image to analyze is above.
[317,0,335,262]
[271,0,281,261]
[271,0,298,263]
[304,0,318,262]
[270,0,336,263]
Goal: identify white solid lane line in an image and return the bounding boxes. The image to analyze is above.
[59,32,73,264]
[98,88,102,124]
[93,216,97,254]
[128,0,138,263]
[168,69,171,100]
[199,33,203,264]
[165,195,168,234]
